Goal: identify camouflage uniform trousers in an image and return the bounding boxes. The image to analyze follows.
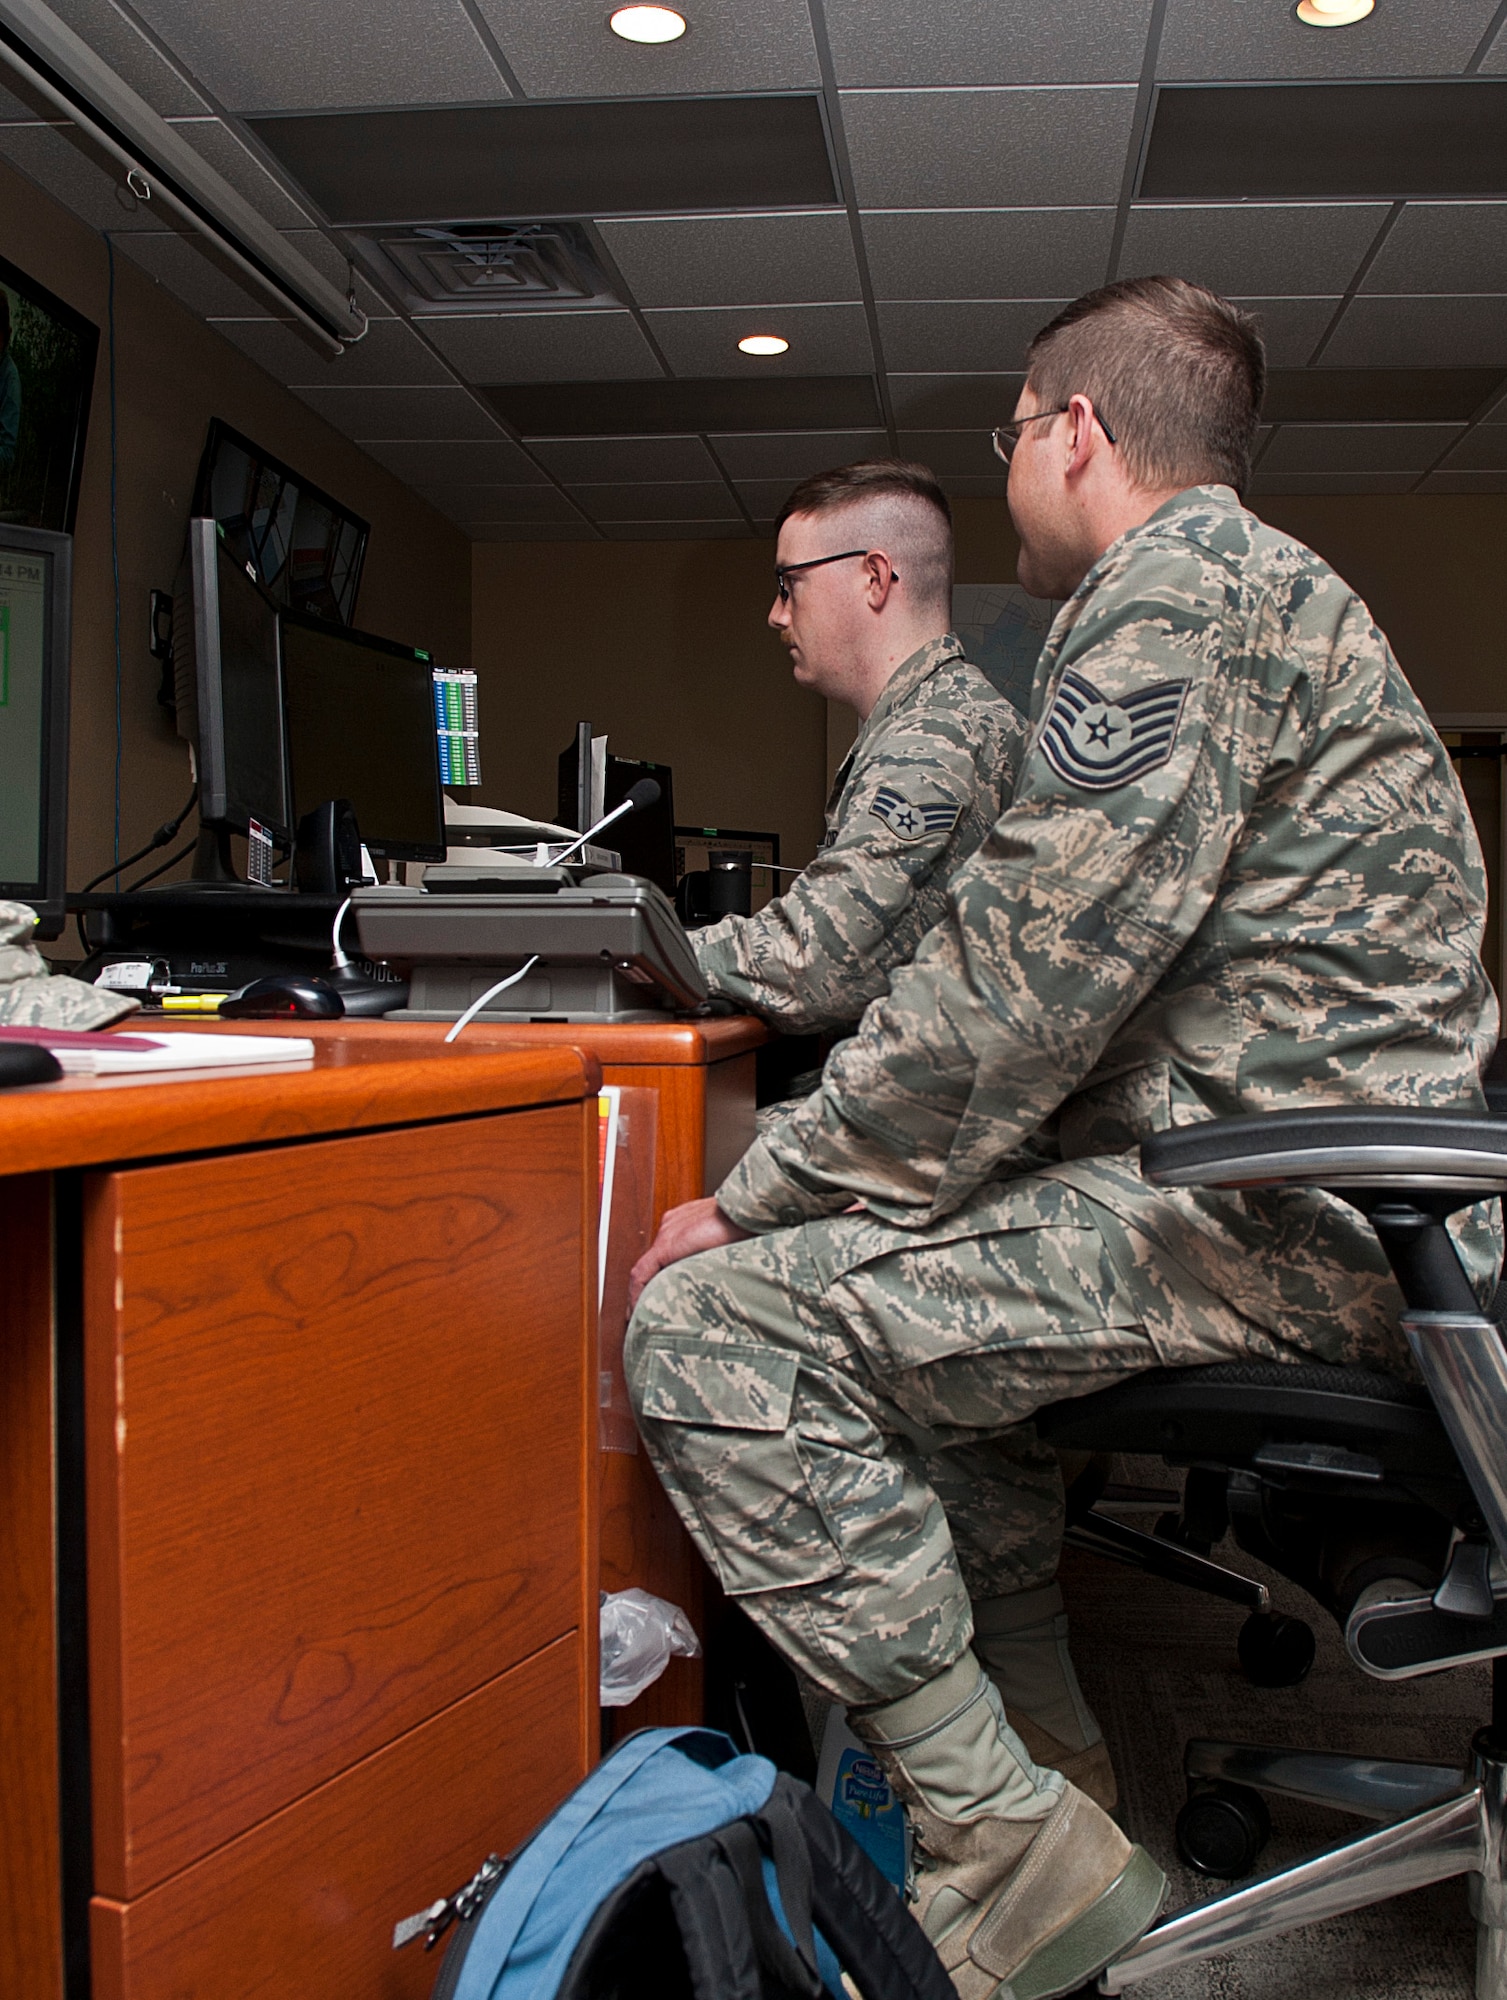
[626,1166,1306,1709]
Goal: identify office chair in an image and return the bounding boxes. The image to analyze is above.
[1030,1106,1507,1997]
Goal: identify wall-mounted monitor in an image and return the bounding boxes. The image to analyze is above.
[0,251,98,535]
[192,419,368,626]
[280,611,445,864]
[0,524,71,936]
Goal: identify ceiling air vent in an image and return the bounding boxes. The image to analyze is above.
[349,222,618,315]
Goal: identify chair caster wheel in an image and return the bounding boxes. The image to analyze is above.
[1238,1609,1316,1687]
[1176,1781,1272,1879]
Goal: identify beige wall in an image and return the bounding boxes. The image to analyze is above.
[0,154,472,896]
[471,538,828,869]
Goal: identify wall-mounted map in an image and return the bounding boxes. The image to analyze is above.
[951,584,1061,718]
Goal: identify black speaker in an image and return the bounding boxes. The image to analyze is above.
[294,798,365,895]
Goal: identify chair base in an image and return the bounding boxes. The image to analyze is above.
[1099,1731,1507,1995]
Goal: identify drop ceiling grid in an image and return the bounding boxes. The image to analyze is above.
[0,2,1506,530]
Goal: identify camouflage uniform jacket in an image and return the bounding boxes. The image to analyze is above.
[715,487,1500,1336]
[693,634,1025,1031]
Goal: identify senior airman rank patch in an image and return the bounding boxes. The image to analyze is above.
[1040,667,1189,791]
[868,786,961,842]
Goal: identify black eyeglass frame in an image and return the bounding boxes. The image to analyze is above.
[992,403,1117,466]
[773,548,898,604]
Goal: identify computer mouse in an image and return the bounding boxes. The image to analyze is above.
[220,975,345,1019]
[0,1043,64,1087]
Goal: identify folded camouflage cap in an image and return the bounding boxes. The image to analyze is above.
[0,900,139,1029]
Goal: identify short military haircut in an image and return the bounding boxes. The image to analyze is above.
[775,458,954,619]
[1025,276,1266,496]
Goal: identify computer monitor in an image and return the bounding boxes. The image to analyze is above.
[0,524,70,937]
[280,611,446,863]
[192,420,368,626]
[174,516,290,883]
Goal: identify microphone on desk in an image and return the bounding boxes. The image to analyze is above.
[543,779,662,869]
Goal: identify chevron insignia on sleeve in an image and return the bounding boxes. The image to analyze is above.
[1039,667,1190,791]
[868,786,961,842]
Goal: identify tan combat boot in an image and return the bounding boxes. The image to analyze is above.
[972,1584,1119,1813]
[853,1657,1164,2000]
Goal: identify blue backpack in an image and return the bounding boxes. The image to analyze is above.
[396,1727,953,2000]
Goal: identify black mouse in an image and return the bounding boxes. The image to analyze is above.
[220,974,345,1020]
[0,1043,64,1087]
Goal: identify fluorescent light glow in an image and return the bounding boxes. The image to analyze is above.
[738,333,789,356]
[1294,0,1375,24]
[609,6,687,43]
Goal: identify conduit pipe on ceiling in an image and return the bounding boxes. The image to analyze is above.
[0,0,362,354]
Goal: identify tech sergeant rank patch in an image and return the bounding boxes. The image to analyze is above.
[1040,667,1190,791]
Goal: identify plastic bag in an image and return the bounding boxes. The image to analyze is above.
[599,1588,701,1707]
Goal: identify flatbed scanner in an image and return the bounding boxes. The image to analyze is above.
[351,862,708,1023]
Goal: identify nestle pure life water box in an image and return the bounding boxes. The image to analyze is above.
[814,1705,910,1891]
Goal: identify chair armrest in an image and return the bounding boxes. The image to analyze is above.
[1141,1108,1507,1193]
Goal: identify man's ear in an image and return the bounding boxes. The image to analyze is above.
[865,550,899,606]
[1063,394,1103,478]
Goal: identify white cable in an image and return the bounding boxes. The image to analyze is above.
[331,895,354,969]
[444,956,541,1042]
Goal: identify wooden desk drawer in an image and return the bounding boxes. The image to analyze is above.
[91,1631,586,2000]
[84,1104,594,1899]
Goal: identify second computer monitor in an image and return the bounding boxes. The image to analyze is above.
[280,611,446,864]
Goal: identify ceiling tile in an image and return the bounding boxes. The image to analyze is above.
[569,482,741,524]
[1157,0,1501,80]
[0,122,164,233]
[1249,471,1418,494]
[599,521,752,540]
[710,431,890,480]
[468,521,600,541]
[733,476,803,522]
[842,90,1138,211]
[209,315,454,386]
[1419,469,1507,491]
[825,0,1154,87]
[896,430,1000,477]
[417,311,662,383]
[0,77,42,121]
[291,384,507,441]
[1259,424,1463,476]
[877,301,1068,373]
[645,304,874,376]
[863,208,1114,302]
[477,0,820,97]
[1230,297,1340,368]
[1485,23,1507,71]
[361,439,547,483]
[117,228,273,317]
[419,483,584,524]
[46,0,208,114]
[127,0,510,112]
[1118,204,1386,299]
[162,117,310,229]
[937,474,1010,497]
[280,231,395,318]
[530,436,722,482]
[1262,366,1505,422]
[1322,296,1507,369]
[598,214,858,310]
[1437,423,1507,470]
[490,374,881,435]
[1363,204,1507,296]
[889,374,1024,427]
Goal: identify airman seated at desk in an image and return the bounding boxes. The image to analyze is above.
[691,459,1024,1037]
[625,275,1501,2000]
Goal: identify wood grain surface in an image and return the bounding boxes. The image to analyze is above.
[85,1103,595,1898]
[1,1040,595,1178]
[89,1632,586,2000]
[0,1175,64,2000]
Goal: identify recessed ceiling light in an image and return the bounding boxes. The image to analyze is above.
[609,6,687,43]
[738,333,789,356]
[1294,0,1375,24]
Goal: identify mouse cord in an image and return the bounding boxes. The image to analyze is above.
[443,957,541,1044]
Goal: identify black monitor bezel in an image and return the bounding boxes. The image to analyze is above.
[278,606,446,864]
[0,524,71,938]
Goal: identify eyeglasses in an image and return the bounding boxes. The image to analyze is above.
[991,404,1117,466]
[773,549,896,604]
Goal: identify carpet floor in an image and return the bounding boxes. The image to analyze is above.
[1064,1463,1486,1999]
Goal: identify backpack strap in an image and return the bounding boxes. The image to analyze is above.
[657,1835,765,2000]
[451,1728,725,2000]
[716,1818,825,2000]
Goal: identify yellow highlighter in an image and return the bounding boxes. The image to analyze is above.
[159,994,226,1014]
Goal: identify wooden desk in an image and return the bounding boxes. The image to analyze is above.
[158,1014,767,1733]
[1,1039,599,2000]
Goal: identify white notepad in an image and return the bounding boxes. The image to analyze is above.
[0,1027,315,1076]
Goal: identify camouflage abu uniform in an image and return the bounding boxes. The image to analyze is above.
[627,485,1500,1708]
[693,635,1025,1031]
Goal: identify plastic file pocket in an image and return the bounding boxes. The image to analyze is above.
[596,1085,658,1453]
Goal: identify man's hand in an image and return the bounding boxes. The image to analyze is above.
[629,1196,752,1310]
